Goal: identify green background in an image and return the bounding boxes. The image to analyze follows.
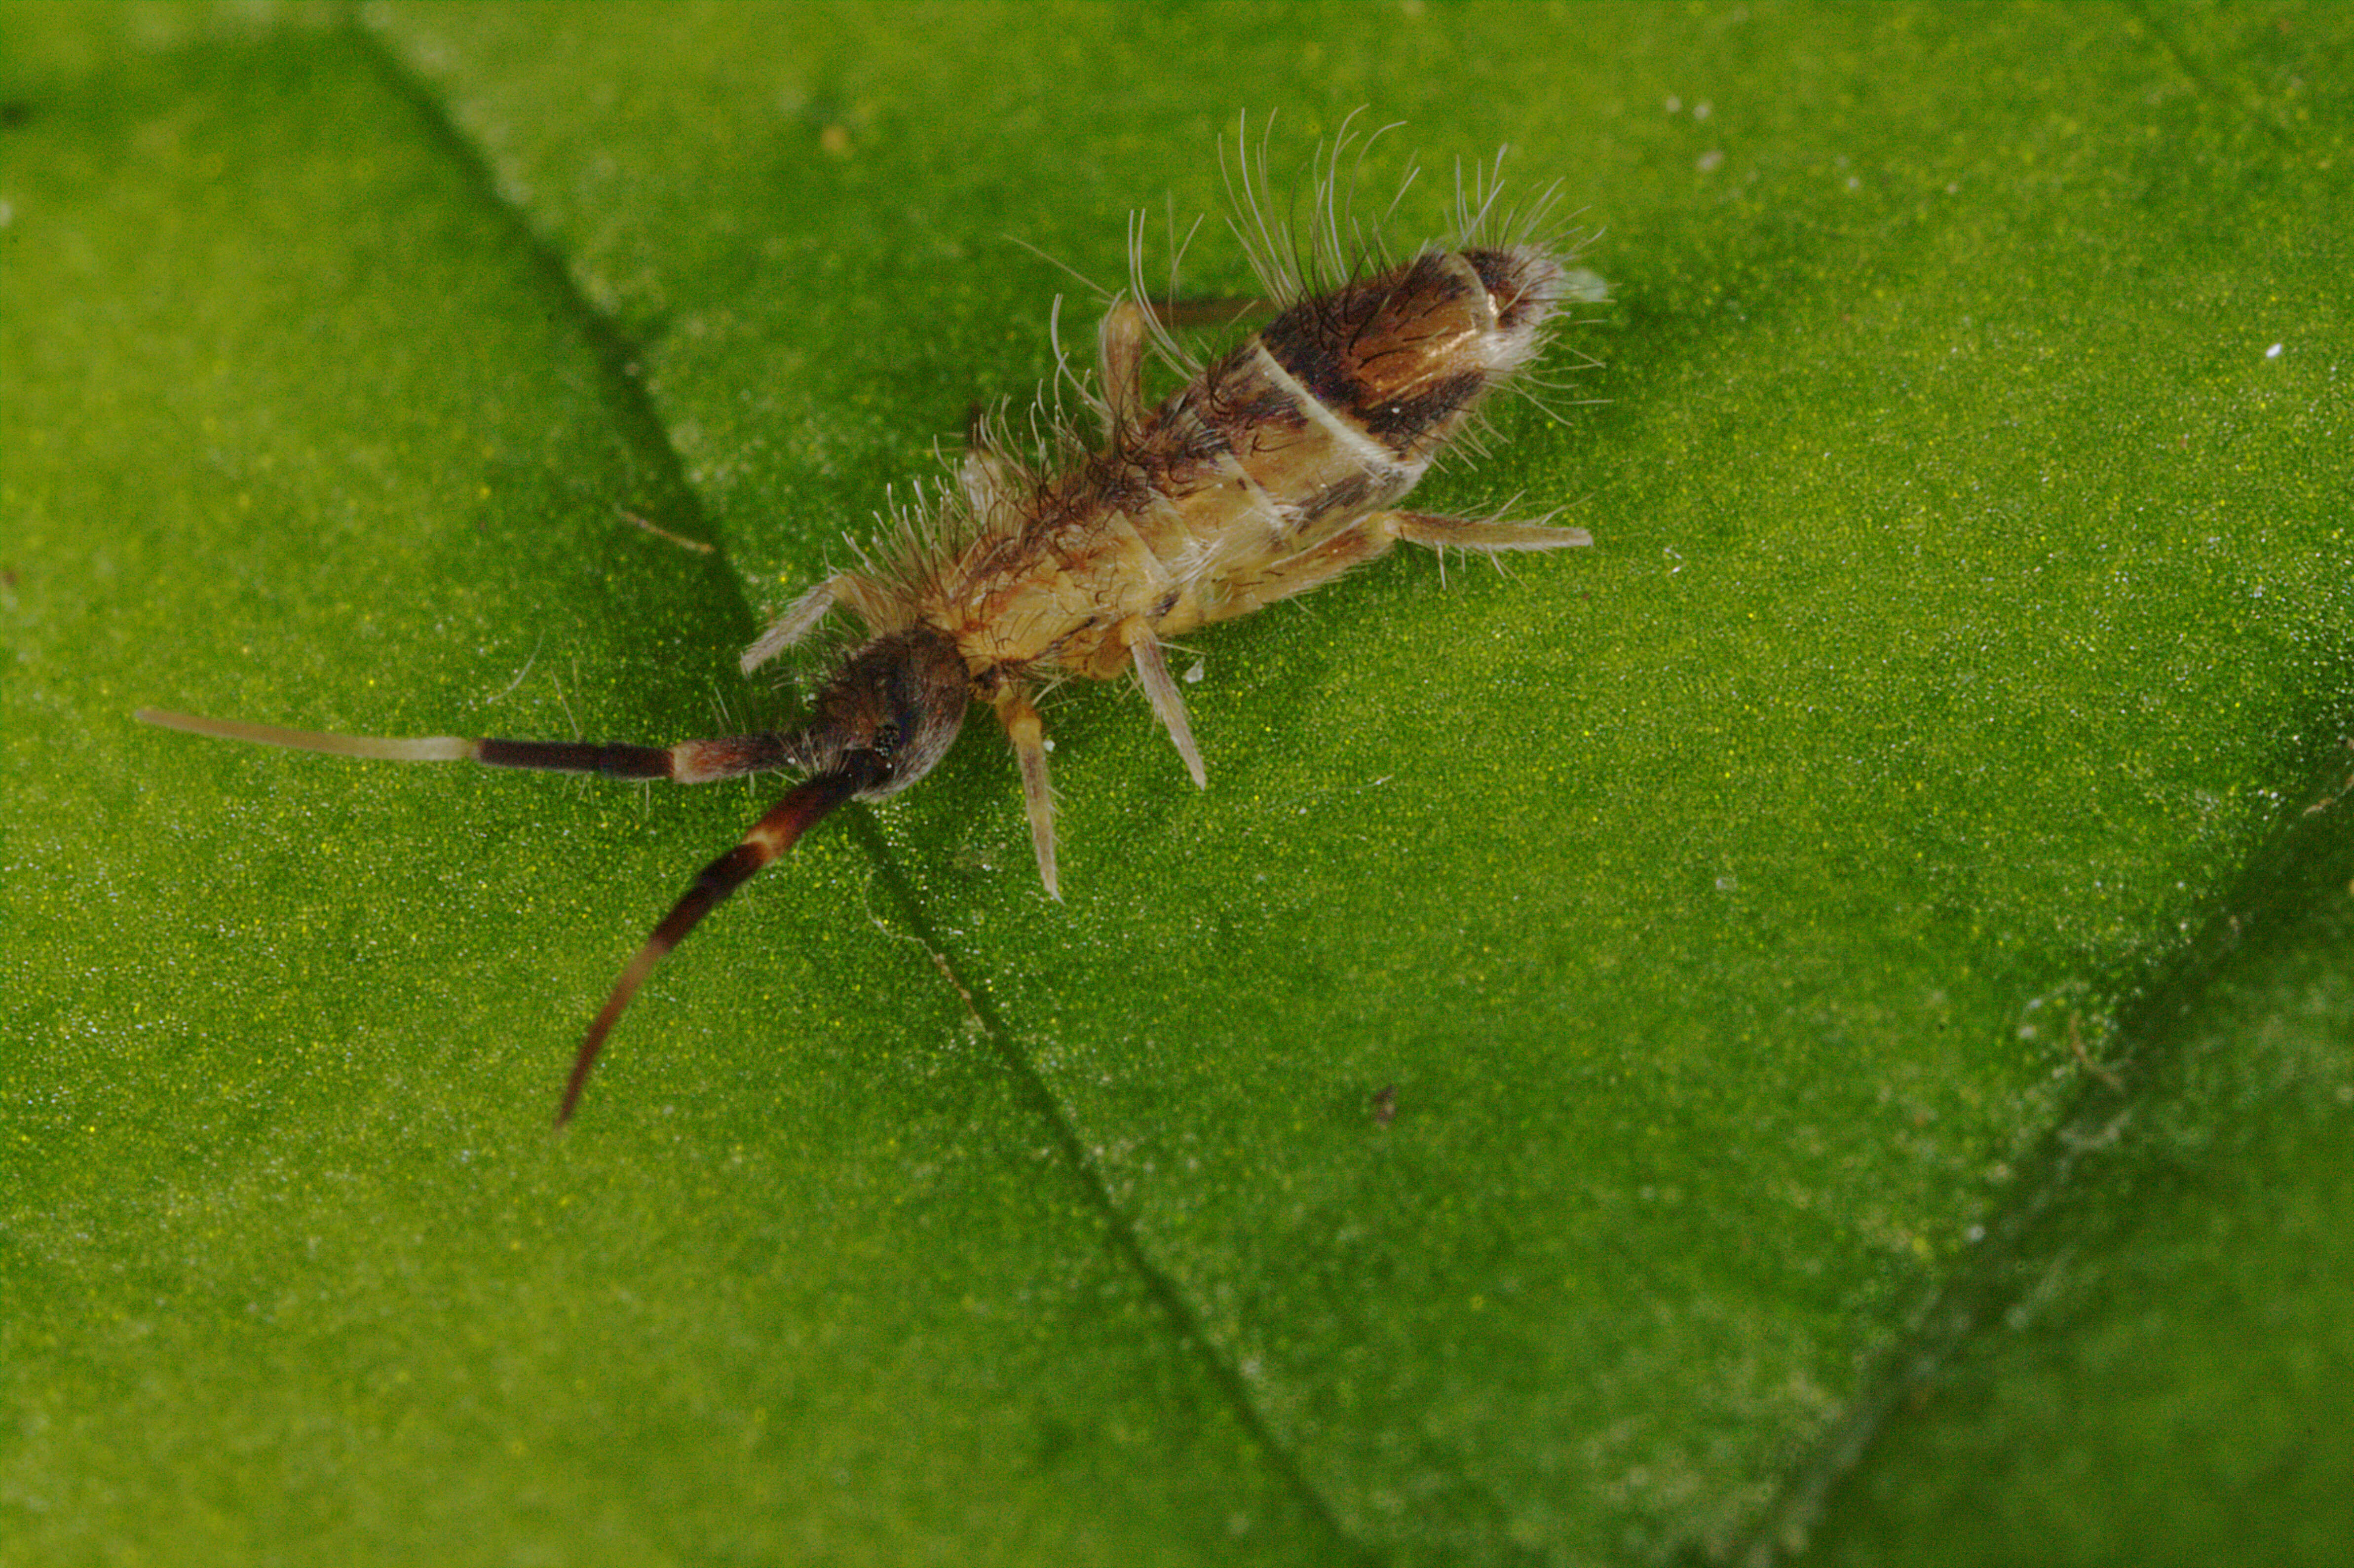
[4,3,2348,1563]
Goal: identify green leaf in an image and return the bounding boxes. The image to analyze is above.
[1802,738,2354,1566]
[5,3,2348,1564]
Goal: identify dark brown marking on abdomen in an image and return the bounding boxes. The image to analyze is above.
[1355,371,1487,457]
[1254,251,1499,462]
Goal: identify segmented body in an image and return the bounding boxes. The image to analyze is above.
[830,247,1569,686]
[717,221,1600,914]
[139,147,1600,1124]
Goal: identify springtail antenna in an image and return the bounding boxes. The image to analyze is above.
[135,708,685,779]
[553,761,874,1126]
[134,706,862,1126]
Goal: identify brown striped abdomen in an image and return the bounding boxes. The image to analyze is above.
[932,245,1569,678]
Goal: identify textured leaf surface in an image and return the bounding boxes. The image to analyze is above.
[5,4,2349,1564]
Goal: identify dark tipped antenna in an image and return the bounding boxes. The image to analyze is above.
[134,705,881,1128]
[553,758,880,1127]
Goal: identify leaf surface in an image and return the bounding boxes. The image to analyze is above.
[4,3,2349,1563]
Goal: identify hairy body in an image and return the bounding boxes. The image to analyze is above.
[751,240,1589,895]
[141,146,1599,1123]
